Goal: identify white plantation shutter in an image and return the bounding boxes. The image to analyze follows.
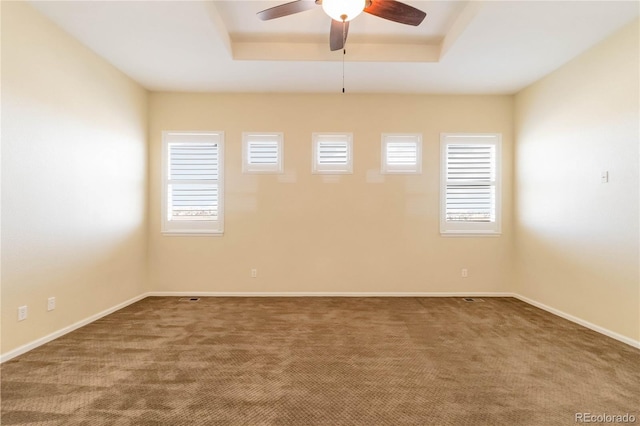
[248,142,278,165]
[381,134,422,174]
[312,133,353,174]
[242,133,283,173]
[162,132,224,234]
[445,144,494,222]
[169,144,219,220]
[318,142,348,165]
[440,134,501,235]
[387,143,417,166]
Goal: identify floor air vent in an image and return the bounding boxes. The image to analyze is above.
[179,297,201,302]
[463,298,484,302]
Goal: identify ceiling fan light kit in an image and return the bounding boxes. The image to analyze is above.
[322,0,366,22]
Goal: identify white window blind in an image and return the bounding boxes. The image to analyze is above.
[312,133,353,174]
[242,132,283,173]
[440,134,501,235]
[162,131,224,235]
[381,134,422,174]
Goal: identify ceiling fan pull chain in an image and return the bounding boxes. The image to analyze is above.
[342,49,345,93]
[342,20,346,93]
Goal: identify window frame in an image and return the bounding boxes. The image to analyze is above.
[440,133,502,236]
[242,132,284,174]
[312,133,353,174]
[161,131,224,236]
[381,133,422,174]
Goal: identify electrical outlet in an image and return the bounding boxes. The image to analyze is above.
[461,268,468,278]
[251,268,257,278]
[48,297,56,311]
[18,306,28,321]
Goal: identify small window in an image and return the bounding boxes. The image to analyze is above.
[440,133,501,236]
[312,133,353,174]
[162,131,224,235]
[242,132,283,173]
[381,134,422,174]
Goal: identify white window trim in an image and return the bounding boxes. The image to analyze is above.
[162,131,224,236]
[440,133,501,237]
[312,133,353,174]
[242,132,284,174]
[381,133,422,174]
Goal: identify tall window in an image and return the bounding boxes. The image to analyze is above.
[381,133,422,174]
[312,133,353,174]
[162,131,224,235]
[242,132,283,173]
[440,133,501,235]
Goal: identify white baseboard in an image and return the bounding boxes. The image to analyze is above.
[3,291,637,363]
[148,291,514,298]
[0,293,148,363]
[512,294,640,349]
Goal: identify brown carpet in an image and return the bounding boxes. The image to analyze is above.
[1,297,638,425]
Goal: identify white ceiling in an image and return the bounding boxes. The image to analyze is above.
[30,1,639,94]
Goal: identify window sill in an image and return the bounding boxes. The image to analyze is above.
[440,232,501,238]
[242,169,283,174]
[161,231,224,237]
[311,170,353,175]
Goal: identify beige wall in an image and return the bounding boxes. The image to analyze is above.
[149,93,514,294]
[1,2,148,354]
[514,20,640,341]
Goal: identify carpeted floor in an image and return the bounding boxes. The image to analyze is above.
[1,297,638,425]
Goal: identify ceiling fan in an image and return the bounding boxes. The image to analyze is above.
[257,0,427,51]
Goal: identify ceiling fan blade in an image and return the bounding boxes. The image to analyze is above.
[257,0,317,21]
[364,0,426,26]
[329,20,349,51]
